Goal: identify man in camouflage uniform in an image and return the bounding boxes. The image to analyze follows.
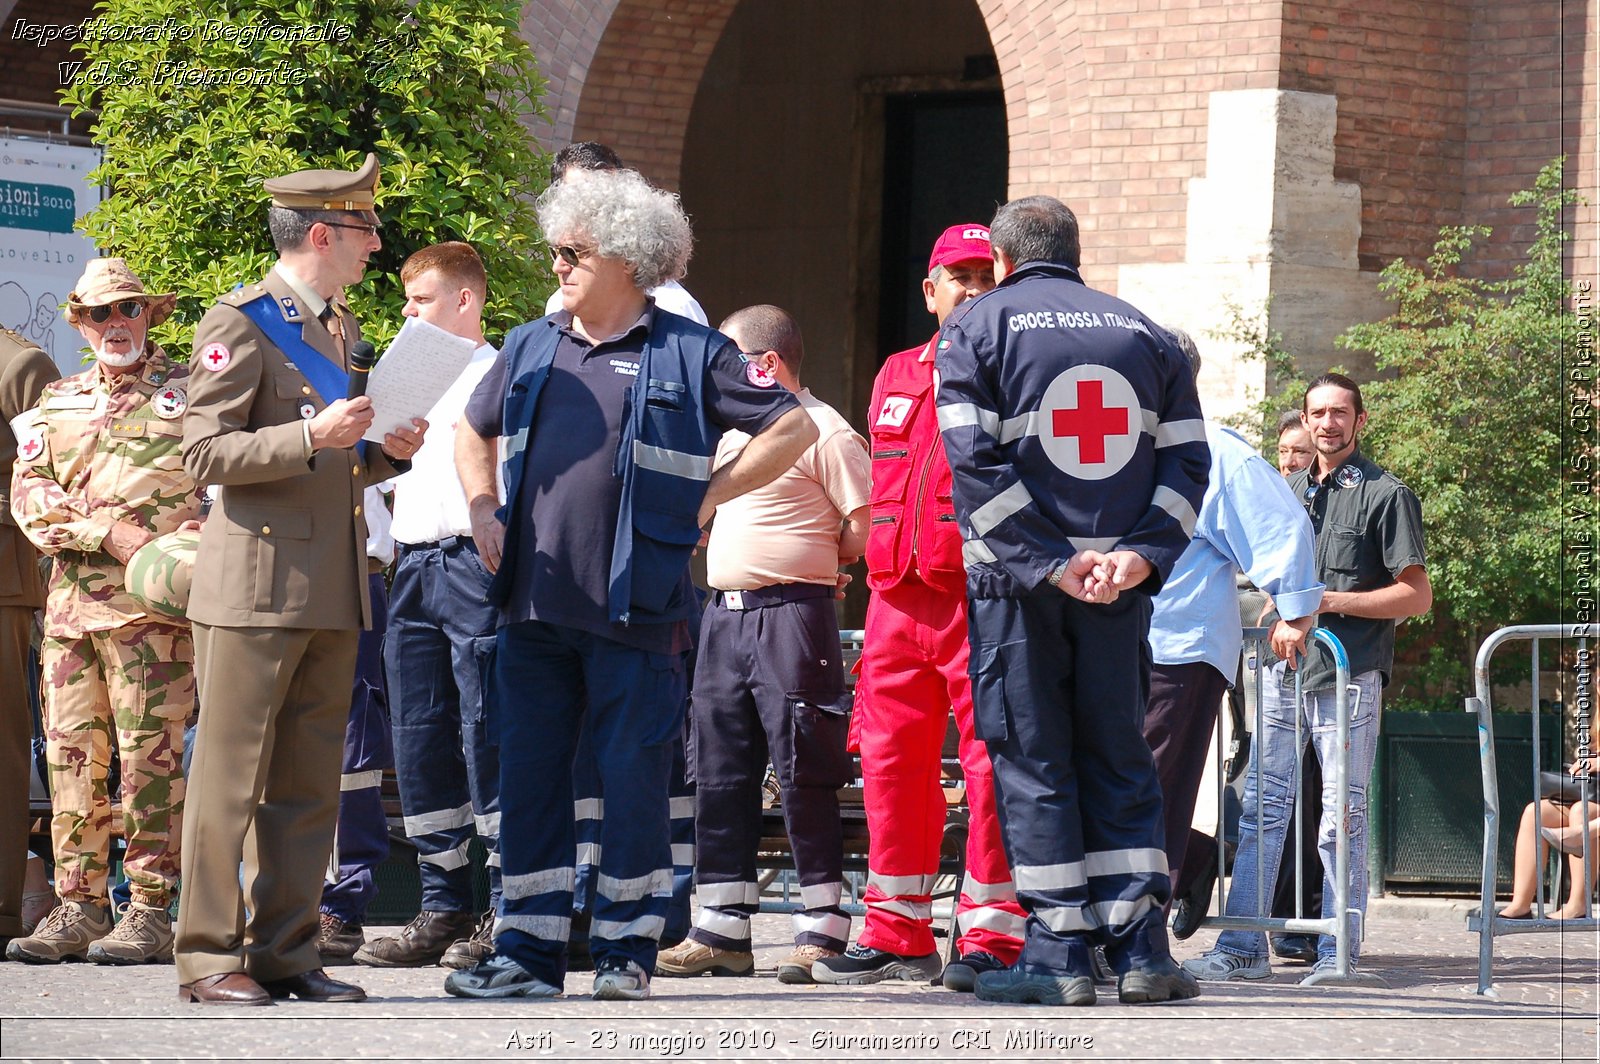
[7,259,201,964]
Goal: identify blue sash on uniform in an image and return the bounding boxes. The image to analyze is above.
[236,292,369,459]
[235,293,350,406]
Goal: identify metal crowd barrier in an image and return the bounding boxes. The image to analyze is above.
[1466,624,1595,998]
[1198,626,1384,986]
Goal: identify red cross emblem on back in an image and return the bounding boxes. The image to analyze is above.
[1051,379,1128,464]
[1037,365,1142,481]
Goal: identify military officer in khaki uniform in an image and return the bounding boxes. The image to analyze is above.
[175,154,425,1006]
[0,326,59,949]
[9,260,201,965]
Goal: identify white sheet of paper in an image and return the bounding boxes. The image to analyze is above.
[361,317,477,444]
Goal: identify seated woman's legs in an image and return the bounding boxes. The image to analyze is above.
[1499,799,1570,918]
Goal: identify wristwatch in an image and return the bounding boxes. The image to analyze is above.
[1047,560,1069,588]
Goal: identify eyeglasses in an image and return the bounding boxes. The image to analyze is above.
[86,300,144,324]
[550,244,596,268]
[323,220,381,238]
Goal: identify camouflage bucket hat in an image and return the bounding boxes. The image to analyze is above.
[65,258,177,328]
[125,529,199,620]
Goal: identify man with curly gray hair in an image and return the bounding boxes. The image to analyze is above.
[449,168,819,1001]
[540,144,708,325]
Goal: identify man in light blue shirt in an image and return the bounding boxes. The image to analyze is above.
[1142,328,1322,899]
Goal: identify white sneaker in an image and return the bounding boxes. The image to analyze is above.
[593,958,651,1000]
[1181,951,1272,981]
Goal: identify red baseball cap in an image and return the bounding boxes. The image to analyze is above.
[928,223,992,273]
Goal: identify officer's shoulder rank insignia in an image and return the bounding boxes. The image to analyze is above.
[1335,465,1363,488]
[153,386,187,420]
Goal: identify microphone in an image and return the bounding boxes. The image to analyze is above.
[347,341,377,401]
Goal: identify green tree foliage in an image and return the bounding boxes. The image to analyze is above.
[61,0,552,353]
[1338,159,1577,701]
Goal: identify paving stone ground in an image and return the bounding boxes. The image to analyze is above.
[1,897,1595,1062]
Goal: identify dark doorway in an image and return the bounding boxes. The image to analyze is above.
[876,90,1007,358]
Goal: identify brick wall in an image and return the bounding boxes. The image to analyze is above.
[975,0,1285,292]
[1461,0,1592,283]
[568,0,740,190]
[517,0,620,148]
[0,0,96,134]
[1277,0,1477,277]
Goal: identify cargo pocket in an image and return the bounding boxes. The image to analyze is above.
[132,627,195,723]
[473,636,500,750]
[969,640,1028,744]
[787,690,853,788]
[642,651,688,746]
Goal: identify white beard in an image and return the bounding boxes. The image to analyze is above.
[93,337,143,368]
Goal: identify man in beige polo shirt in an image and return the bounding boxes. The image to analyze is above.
[657,304,869,985]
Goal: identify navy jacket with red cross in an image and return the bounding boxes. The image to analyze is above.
[933,260,1210,599]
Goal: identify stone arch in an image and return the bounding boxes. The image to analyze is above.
[527,0,1079,199]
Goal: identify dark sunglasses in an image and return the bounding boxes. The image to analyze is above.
[87,300,144,324]
[550,244,595,268]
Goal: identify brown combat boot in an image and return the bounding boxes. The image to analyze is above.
[87,902,174,964]
[5,899,113,963]
[316,912,365,965]
[439,910,496,970]
[354,910,475,967]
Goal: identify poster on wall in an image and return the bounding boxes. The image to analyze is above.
[0,136,102,376]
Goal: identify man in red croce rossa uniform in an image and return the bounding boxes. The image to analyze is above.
[814,224,1025,990]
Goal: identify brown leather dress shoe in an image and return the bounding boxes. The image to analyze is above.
[259,967,367,1002]
[355,909,476,967]
[178,972,274,1006]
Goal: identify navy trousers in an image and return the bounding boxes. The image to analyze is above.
[492,621,684,984]
[687,590,852,951]
[968,590,1174,978]
[321,572,393,924]
[384,540,502,914]
[572,722,695,945]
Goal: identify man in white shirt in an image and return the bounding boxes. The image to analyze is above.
[354,243,504,970]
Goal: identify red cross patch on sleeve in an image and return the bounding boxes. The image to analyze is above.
[16,426,45,463]
[199,343,232,371]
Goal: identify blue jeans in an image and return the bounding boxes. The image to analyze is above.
[1214,663,1382,964]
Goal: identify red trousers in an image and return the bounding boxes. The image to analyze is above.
[853,578,1024,961]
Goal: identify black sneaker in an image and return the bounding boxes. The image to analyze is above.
[975,968,1096,1006]
[443,953,563,999]
[811,944,943,985]
[940,950,1007,992]
[1118,957,1202,1004]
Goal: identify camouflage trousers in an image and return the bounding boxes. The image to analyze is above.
[41,619,192,907]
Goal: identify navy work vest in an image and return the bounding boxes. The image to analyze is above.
[491,312,724,626]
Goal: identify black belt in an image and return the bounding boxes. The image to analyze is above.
[399,535,470,554]
[713,584,833,611]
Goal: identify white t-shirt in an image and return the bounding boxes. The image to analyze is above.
[388,343,503,545]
